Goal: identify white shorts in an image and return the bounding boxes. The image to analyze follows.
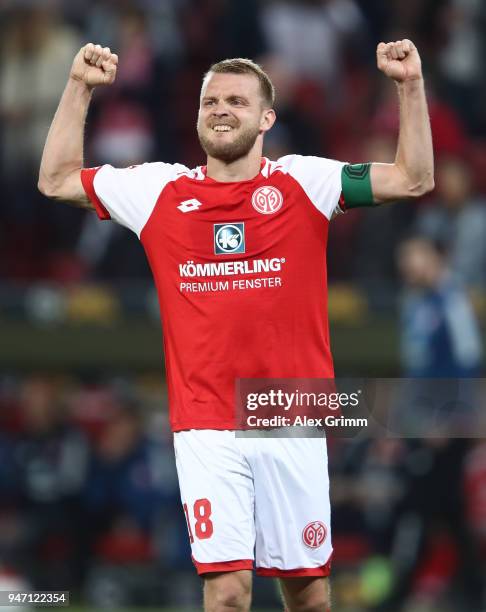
[174,430,332,577]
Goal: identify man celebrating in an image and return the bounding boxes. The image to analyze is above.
[39,40,433,612]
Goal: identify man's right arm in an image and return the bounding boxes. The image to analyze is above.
[38,43,118,208]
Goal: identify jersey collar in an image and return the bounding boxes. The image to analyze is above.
[198,158,269,183]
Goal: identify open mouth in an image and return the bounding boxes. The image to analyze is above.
[212,125,234,132]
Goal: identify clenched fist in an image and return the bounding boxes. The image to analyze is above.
[70,43,118,88]
[377,40,422,82]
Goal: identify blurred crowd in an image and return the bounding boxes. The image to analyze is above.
[0,373,484,610]
[0,0,485,298]
[0,374,197,608]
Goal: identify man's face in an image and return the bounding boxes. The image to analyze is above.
[197,72,272,163]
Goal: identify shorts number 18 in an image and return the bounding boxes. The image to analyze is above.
[183,498,214,543]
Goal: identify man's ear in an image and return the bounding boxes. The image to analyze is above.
[260,109,276,133]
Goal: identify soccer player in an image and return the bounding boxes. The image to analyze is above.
[38,40,433,611]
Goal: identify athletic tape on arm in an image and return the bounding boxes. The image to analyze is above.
[341,163,376,209]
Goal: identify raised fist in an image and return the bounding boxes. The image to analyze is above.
[70,43,118,88]
[376,40,422,83]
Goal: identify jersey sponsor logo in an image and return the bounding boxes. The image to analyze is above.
[251,186,283,215]
[178,198,203,213]
[302,521,327,549]
[214,223,245,255]
[179,257,285,278]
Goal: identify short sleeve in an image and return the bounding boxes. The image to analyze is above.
[278,154,345,220]
[80,162,188,237]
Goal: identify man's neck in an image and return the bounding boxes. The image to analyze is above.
[206,149,263,182]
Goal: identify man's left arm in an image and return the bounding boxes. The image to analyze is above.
[342,40,434,209]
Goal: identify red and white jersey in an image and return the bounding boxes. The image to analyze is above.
[81,155,344,431]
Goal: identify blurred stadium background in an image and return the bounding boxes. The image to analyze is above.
[0,0,485,610]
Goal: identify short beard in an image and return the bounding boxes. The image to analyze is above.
[198,124,261,163]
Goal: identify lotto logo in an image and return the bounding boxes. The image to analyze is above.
[251,186,283,215]
[214,223,245,255]
[178,199,203,213]
[302,521,327,549]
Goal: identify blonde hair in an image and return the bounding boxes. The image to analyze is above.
[204,58,275,108]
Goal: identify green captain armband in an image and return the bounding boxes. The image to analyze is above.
[341,163,375,209]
